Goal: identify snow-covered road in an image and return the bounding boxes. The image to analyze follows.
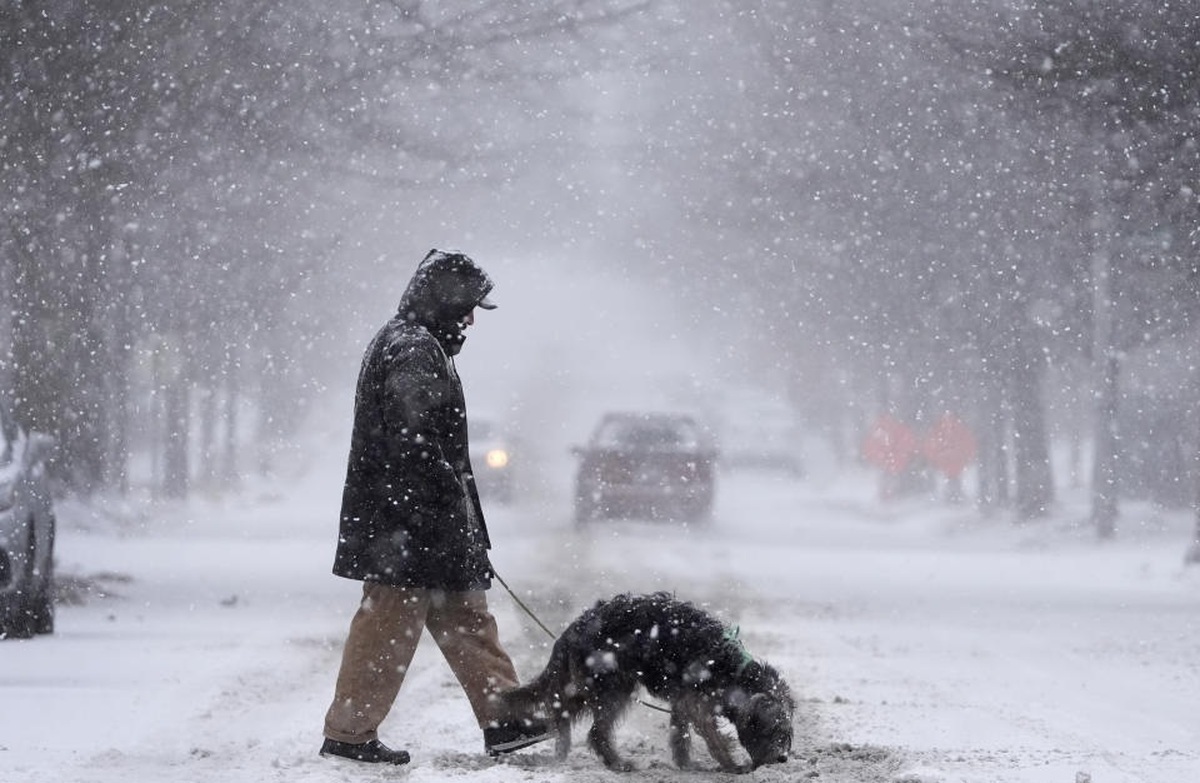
[2,462,1198,783]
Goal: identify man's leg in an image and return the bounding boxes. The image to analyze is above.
[323,584,429,743]
[424,590,520,727]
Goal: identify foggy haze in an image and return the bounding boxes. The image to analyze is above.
[4,3,1200,781]
[1,0,1197,534]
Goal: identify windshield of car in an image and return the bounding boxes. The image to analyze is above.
[595,417,701,450]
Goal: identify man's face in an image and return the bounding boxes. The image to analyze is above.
[439,308,475,357]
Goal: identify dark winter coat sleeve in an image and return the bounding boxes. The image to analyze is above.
[380,340,464,502]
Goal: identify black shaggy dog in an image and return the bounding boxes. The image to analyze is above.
[501,592,794,773]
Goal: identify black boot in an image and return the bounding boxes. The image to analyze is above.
[484,719,553,755]
[320,738,411,765]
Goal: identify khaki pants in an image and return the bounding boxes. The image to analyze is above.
[323,583,520,744]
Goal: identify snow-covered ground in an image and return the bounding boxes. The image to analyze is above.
[2,442,1198,783]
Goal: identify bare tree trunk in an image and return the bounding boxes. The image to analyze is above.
[162,376,190,499]
[0,251,12,394]
[1062,360,1088,490]
[221,347,240,486]
[976,361,1009,515]
[1090,206,1119,538]
[1188,465,1200,564]
[1011,345,1054,520]
[101,234,134,496]
[198,386,217,489]
[1188,385,1200,565]
[1091,355,1121,538]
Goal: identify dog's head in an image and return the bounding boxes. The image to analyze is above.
[726,662,795,769]
[734,692,793,769]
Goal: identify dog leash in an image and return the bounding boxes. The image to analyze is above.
[492,567,558,641]
[493,567,673,715]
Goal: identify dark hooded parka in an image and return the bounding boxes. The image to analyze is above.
[333,250,497,590]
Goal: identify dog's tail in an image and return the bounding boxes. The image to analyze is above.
[501,634,572,719]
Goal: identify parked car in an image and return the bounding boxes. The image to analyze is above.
[469,415,518,505]
[572,411,717,523]
[0,403,57,639]
[715,389,805,476]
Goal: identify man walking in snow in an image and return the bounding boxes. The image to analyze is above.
[320,249,550,765]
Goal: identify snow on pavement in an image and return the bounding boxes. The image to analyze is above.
[1,459,1198,783]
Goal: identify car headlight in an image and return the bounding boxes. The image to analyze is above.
[485,449,509,469]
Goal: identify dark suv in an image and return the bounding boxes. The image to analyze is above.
[0,403,57,639]
[572,412,717,524]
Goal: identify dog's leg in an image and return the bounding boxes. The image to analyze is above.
[552,701,573,760]
[587,690,634,771]
[668,700,695,769]
[695,707,751,773]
